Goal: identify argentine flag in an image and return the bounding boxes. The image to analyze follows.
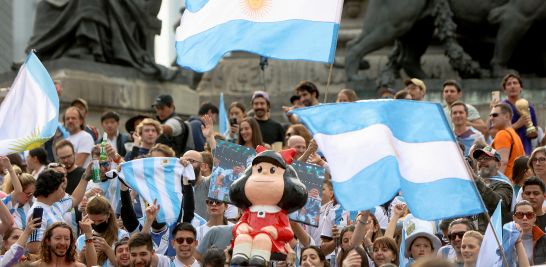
[291,100,486,221]
[176,0,343,72]
[476,201,502,267]
[0,51,59,156]
[112,158,195,223]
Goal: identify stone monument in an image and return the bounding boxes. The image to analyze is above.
[0,0,198,129]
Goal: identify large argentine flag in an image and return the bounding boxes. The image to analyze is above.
[291,100,486,220]
[113,158,195,223]
[175,0,344,73]
[0,51,59,156]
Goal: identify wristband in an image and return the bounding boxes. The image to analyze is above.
[358,218,369,225]
[515,239,522,245]
[85,239,94,244]
[113,155,122,163]
[82,174,92,182]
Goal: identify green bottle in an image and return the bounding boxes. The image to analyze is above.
[100,133,108,161]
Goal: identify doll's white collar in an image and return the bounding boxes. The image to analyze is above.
[250,205,282,213]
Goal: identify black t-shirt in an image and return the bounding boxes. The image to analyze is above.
[502,212,546,232]
[66,166,85,195]
[256,118,285,145]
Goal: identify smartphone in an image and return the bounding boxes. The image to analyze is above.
[32,207,44,228]
[229,118,237,127]
[492,91,500,102]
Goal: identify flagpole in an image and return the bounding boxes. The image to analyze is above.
[323,64,334,103]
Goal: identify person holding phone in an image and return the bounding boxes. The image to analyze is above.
[224,102,247,144]
[26,162,92,254]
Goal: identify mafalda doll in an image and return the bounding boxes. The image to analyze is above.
[229,146,308,267]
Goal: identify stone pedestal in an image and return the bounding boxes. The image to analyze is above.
[0,58,199,133]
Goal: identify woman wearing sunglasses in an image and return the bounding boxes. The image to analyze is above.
[512,200,546,266]
[196,199,233,243]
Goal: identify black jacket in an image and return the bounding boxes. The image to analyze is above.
[96,132,129,157]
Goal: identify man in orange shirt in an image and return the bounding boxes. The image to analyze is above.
[490,103,525,177]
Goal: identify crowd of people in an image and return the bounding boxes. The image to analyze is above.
[0,73,544,267]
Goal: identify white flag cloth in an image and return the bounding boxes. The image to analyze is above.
[0,51,59,156]
[107,158,195,223]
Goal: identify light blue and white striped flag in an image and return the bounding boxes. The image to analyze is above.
[477,200,502,266]
[0,51,59,156]
[111,158,195,223]
[219,93,229,135]
[291,100,486,221]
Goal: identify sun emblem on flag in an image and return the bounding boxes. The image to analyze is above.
[239,0,272,19]
[8,127,50,154]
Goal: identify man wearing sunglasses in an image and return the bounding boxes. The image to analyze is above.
[171,223,200,267]
[490,103,525,177]
[471,146,515,233]
[446,218,476,267]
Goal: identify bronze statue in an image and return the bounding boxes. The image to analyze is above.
[344,0,546,85]
[27,0,178,81]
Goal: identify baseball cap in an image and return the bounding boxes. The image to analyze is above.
[403,214,442,258]
[252,91,270,103]
[152,94,174,107]
[70,98,89,112]
[472,146,501,162]
[404,78,426,92]
[377,87,397,97]
[290,95,300,104]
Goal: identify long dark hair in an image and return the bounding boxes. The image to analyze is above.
[300,246,326,267]
[229,150,308,213]
[512,156,530,185]
[29,147,49,165]
[237,117,264,148]
[339,246,370,267]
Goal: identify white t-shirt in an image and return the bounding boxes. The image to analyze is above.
[165,118,183,136]
[306,203,331,246]
[67,130,94,167]
[437,245,456,260]
[156,255,201,267]
[27,197,74,243]
[195,222,235,242]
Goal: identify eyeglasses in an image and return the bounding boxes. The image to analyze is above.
[100,161,111,168]
[57,154,73,161]
[489,113,499,118]
[24,191,33,198]
[187,159,202,164]
[532,157,546,164]
[48,163,66,169]
[476,156,495,162]
[448,231,467,240]
[174,237,194,245]
[286,132,298,137]
[515,211,535,220]
[206,199,222,206]
[381,96,392,99]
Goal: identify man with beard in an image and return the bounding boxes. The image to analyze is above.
[446,218,476,267]
[115,237,131,267]
[128,232,173,267]
[295,81,320,107]
[55,140,86,195]
[471,146,514,233]
[63,107,94,168]
[183,151,211,219]
[23,221,98,267]
[27,165,90,254]
[251,91,285,146]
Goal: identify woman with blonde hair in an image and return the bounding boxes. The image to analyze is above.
[2,167,35,228]
[77,196,129,267]
[336,89,357,103]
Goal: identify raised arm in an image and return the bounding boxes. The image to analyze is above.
[289,221,310,247]
[0,217,40,267]
[385,204,406,239]
[298,139,318,162]
[202,115,216,152]
[179,159,195,223]
[71,162,91,207]
[120,181,140,233]
[0,196,14,235]
[350,211,370,249]
[80,215,98,267]
[142,199,160,232]
[0,156,22,206]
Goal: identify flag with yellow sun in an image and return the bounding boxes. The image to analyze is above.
[0,51,59,156]
[176,0,344,72]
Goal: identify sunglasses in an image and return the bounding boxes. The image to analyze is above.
[174,237,194,245]
[532,157,546,164]
[100,161,111,168]
[515,211,535,220]
[206,199,223,206]
[187,159,202,164]
[489,113,499,118]
[48,163,65,169]
[448,231,466,240]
